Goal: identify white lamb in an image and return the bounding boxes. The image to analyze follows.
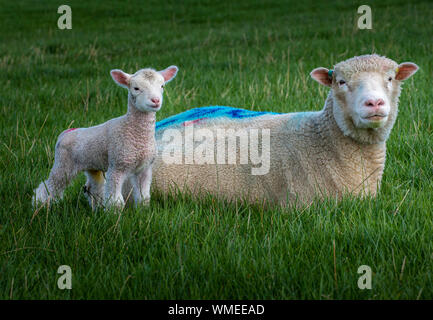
[137,54,418,206]
[33,65,178,209]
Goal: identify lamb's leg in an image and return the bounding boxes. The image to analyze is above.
[121,178,135,207]
[131,165,153,206]
[104,167,127,209]
[33,155,78,207]
[84,170,105,210]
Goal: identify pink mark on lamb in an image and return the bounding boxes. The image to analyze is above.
[182,118,207,127]
[64,128,77,134]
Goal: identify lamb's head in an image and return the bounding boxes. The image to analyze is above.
[110,66,178,112]
[310,54,418,144]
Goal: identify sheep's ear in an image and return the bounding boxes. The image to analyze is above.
[110,69,131,88]
[395,62,419,81]
[159,65,178,83]
[310,67,332,87]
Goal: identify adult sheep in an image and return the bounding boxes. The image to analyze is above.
[124,54,418,206]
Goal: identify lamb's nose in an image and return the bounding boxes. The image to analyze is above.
[151,98,160,105]
[365,98,385,108]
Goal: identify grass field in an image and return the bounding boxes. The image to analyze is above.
[1,0,433,299]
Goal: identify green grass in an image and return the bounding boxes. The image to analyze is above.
[1,0,433,299]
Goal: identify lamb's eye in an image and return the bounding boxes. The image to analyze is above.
[338,80,346,85]
[388,77,392,81]
[134,87,139,91]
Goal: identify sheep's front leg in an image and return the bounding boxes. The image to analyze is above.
[104,167,127,209]
[131,165,153,206]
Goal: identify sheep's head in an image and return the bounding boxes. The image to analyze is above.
[310,54,418,143]
[110,66,178,112]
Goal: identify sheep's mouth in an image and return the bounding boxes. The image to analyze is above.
[363,114,387,121]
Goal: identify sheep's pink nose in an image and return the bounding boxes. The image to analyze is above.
[151,98,160,105]
[365,98,385,108]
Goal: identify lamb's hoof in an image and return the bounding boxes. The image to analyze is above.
[32,196,46,209]
[135,198,150,208]
[32,185,52,208]
[104,198,125,212]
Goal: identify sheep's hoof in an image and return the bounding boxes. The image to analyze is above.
[32,185,53,208]
[136,198,150,207]
[104,197,125,212]
[32,196,49,209]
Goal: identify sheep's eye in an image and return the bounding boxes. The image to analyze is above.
[134,87,139,91]
[338,80,346,85]
[161,85,164,89]
[388,77,392,81]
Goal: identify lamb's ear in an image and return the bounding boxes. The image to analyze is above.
[110,69,131,89]
[395,62,419,81]
[310,67,332,87]
[159,65,178,83]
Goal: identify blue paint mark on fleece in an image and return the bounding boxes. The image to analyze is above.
[156,106,279,130]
